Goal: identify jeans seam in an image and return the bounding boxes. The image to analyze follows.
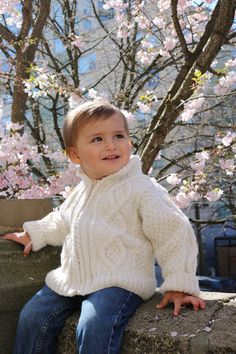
[35,302,70,354]
[107,291,134,354]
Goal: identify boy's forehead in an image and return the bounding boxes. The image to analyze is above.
[81,113,126,132]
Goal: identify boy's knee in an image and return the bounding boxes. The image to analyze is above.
[77,311,110,340]
[18,300,41,328]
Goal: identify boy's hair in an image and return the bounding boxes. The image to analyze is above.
[63,100,129,152]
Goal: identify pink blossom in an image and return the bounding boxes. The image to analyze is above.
[141,38,154,50]
[157,0,170,12]
[137,102,151,113]
[71,36,84,49]
[153,17,165,28]
[88,89,98,99]
[219,159,235,176]
[155,151,162,160]
[178,0,188,9]
[19,185,50,199]
[180,109,195,122]
[68,94,83,109]
[103,0,125,10]
[174,192,191,209]
[214,72,236,96]
[190,160,206,171]
[0,125,81,199]
[166,173,181,186]
[225,58,236,68]
[195,151,209,161]
[0,97,3,121]
[121,110,136,123]
[163,37,177,52]
[117,26,129,39]
[158,48,171,58]
[188,190,201,201]
[60,186,74,199]
[222,131,236,146]
[0,0,22,28]
[180,96,205,122]
[135,15,150,30]
[214,81,229,96]
[137,50,156,65]
[205,189,223,202]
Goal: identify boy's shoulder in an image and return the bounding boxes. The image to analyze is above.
[129,173,168,197]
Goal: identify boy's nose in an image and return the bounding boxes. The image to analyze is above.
[105,139,116,150]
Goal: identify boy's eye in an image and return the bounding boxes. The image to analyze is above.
[114,134,125,139]
[91,137,102,143]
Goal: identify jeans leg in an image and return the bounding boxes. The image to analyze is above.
[13,285,83,354]
[76,287,143,354]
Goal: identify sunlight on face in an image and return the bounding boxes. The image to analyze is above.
[69,114,131,179]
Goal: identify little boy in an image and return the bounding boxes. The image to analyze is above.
[3,100,205,354]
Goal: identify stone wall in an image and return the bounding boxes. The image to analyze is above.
[1,240,236,354]
[57,291,236,354]
[0,239,61,354]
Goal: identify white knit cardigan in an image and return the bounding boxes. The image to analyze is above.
[24,155,200,300]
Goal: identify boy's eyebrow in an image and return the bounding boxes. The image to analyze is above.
[87,130,126,138]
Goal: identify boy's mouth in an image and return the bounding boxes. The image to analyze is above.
[102,155,119,160]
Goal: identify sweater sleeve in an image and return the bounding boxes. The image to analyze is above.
[23,208,69,251]
[139,180,200,296]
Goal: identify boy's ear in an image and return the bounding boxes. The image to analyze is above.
[67,148,80,164]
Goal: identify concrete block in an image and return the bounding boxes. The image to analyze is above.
[0,239,61,354]
[57,291,236,354]
[1,199,236,353]
[0,198,56,353]
[0,198,53,230]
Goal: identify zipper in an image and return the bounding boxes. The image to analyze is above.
[80,179,98,214]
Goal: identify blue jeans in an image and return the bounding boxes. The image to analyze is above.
[13,285,142,354]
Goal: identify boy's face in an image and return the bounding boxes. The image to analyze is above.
[68,113,131,180]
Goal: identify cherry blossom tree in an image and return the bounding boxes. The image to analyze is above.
[0,123,80,199]
[0,0,235,217]
[0,0,51,124]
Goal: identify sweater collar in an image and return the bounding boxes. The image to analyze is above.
[77,155,143,186]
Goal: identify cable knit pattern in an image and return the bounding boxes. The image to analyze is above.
[23,155,200,300]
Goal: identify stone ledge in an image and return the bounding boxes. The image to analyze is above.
[57,291,236,354]
[1,240,236,354]
[0,239,61,354]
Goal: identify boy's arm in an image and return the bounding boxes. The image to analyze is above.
[140,181,200,297]
[1,183,82,254]
[22,182,83,251]
[23,209,69,251]
[140,183,206,315]
[2,209,69,255]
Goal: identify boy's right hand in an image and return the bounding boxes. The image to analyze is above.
[1,232,32,256]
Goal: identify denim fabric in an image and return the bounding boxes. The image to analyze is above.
[13,285,142,354]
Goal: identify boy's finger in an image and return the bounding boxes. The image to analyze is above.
[156,295,170,309]
[23,242,32,257]
[1,233,16,241]
[199,299,206,309]
[193,298,206,311]
[173,300,182,316]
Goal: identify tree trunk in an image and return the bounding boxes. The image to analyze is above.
[10,0,51,125]
[140,0,236,174]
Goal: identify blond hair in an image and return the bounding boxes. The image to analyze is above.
[63,100,129,152]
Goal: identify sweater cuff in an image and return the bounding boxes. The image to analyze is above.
[23,221,47,251]
[160,272,200,296]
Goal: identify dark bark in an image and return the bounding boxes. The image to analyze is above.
[0,0,51,125]
[140,0,236,174]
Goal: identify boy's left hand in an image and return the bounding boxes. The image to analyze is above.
[156,291,206,316]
